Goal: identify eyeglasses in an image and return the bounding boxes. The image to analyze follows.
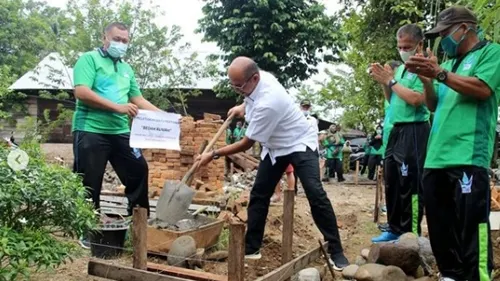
[230,73,256,91]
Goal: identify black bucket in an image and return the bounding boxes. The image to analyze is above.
[90,213,130,259]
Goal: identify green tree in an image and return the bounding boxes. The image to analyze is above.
[197,0,344,90]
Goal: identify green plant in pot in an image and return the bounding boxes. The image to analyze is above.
[0,141,97,280]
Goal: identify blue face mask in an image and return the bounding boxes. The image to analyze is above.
[440,25,471,58]
[303,110,310,117]
[107,41,128,58]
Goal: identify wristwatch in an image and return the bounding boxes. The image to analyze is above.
[211,150,220,160]
[436,69,448,82]
[388,79,398,89]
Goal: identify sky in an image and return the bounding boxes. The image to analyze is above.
[43,0,346,118]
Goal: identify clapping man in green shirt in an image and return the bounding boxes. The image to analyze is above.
[72,22,160,248]
[406,6,500,281]
[370,24,431,243]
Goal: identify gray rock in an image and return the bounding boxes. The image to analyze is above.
[355,263,408,281]
[360,248,370,259]
[168,235,197,267]
[355,255,367,266]
[342,264,359,279]
[398,232,419,252]
[297,268,320,281]
[414,266,425,278]
[417,237,435,275]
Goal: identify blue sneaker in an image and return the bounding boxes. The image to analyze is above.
[371,231,400,243]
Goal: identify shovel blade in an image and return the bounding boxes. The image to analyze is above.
[156,180,195,224]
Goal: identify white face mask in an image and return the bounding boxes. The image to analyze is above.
[399,47,417,63]
[107,40,128,58]
[302,110,310,116]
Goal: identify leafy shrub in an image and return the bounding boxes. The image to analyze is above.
[0,141,97,280]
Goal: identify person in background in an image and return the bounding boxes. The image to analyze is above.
[370,23,430,243]
[72,22,161,248]
[360,136,372,175]
[323,124,345,183]
[226,126,233,144]
[270,164,296,203]
[342,140,352,173]
[368,125,384,181]
[406,6,499,280]
[318,130,328,180]
[233,121,245,142]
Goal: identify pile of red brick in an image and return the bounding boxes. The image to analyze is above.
[143,114,226,197]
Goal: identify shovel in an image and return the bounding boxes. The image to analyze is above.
[156,114,235,224]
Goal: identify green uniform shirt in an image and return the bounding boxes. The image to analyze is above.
[363,142,372,155]
[389,65,430,124]
[72,49,142,134]
[323,133,344,160]
[425,42,500,169]
[226,128,232,144]
[233,127,245,142]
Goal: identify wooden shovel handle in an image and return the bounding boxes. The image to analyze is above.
[181,113,235,185]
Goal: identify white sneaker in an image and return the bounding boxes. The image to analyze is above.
[245,252,262,260]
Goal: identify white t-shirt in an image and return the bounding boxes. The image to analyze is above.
[244,71,318,165]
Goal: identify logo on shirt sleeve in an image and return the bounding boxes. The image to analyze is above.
[459,172,473,194]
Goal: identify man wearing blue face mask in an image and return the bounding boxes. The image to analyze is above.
[72,22,160,248]
[406,6,500,281]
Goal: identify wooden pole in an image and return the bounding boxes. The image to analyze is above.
[230,162,235,186]
[354,161,360,186]
[282,189,295,278]
[133,207,148,270]
[228,222,245,281]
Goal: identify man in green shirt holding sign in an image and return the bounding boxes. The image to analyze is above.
[406,6,500,281]
[72,22,160,248]
[370,24,430,243]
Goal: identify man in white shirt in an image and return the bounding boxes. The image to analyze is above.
[300,99,319,133]
[197,57,349,270]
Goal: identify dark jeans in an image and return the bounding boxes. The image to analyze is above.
[360,154,370,175]
[325,158,344,181]
[368,154,382,180]
[73,131,150,216]
[246,148,344,256]
[423,167,493,280]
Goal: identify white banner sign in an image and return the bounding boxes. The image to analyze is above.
[130,110,181,150]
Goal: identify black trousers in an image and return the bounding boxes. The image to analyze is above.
[360,154,370,175]
[423,167,493,281]
[246,148,344,256]
[367,154,382,180]
[324,158,344,181]
[384,122,429,235]
[73,131,150,216]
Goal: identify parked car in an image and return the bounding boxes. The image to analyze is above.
[349,151,365,171]
[347,137,367,154]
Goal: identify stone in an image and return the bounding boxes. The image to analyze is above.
[342,264,359,279]
[417,237,436,275]
[354,263,387,281]
[167,235,197,267]
[355,255,367,266]
[187,248,205,269]
[368,241,421,276]
[398,232,420,251]
[414,266,425,278]
[205,250,229,261]
[361,248,370,259]
[297,268,320,281]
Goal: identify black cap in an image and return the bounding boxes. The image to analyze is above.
[300,100,311,106]
[425,6,477,39]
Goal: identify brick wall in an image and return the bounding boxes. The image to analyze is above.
[143,115,226,196]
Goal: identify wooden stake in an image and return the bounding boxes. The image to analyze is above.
[354,161,359,186]
[132,207,147,270]
[282,189,294,280]
[228,222,245,281]
[317,239,335,280]
[230,161,235,185]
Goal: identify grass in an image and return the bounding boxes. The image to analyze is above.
[214,227,230,251]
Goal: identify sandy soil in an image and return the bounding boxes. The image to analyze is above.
[32,144,500,281]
